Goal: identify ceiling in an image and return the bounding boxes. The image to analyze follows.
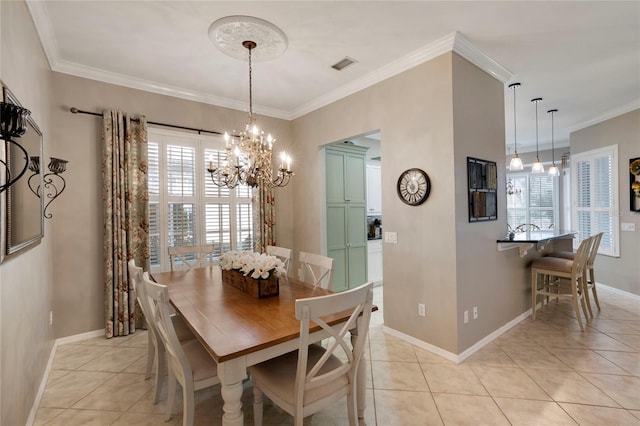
[27,1,639,152]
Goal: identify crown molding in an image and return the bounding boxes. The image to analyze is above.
[27,2,511,122]
[567,99,640,133]
[452,33,512,83]
[291,32,511,119]
[26,0,58,70]
[53,59,290,120]
[291,32,458,118]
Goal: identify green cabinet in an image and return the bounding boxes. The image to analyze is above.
[326,144,368,292]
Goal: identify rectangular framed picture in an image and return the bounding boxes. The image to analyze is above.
[467,157,497,222]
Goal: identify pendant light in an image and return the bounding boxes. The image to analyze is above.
[508,83,523,171]
[531,97,544,173]
[547,109,560,176]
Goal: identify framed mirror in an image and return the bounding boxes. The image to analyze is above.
[1,85,44,263]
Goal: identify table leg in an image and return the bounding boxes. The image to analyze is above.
[218,359,247,426]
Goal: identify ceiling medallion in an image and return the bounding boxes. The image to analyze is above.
[208,15,288,62]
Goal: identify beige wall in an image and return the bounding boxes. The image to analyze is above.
[0,1,55,424]
[570,110,640,295]
[452,54,513,351]
[292,52,539,354]
[51,72,294,337]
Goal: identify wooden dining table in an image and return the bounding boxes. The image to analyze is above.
[151,266,372,426]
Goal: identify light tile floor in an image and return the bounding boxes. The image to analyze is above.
[34,286,640,425]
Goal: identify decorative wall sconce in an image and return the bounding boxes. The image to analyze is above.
[28,156,68,219]
[0,101,31,193]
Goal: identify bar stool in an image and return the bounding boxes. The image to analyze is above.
[547,232,603,317]
[530,236,593,331]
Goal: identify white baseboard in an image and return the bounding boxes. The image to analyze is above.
[382,325,459,363]
[456,309,532,363]
[55,329,104,346]
[26,329,104,425]
[382,309,532,364]
[598,282,640,301]
[25,343,57,426]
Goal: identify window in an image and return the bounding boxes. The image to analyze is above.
[148,128,254,271]
[572,145,619,257]
[506,173,559,231]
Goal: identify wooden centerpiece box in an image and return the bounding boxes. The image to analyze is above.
[222,269,279,299]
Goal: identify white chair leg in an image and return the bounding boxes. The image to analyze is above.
[165,369,177,422]
[253,383,263,426]
[145,331,154,380]
[183,384,195,426]
[153,346,166,404]
[346,388,357,426]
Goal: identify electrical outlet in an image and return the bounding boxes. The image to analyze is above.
[473,306,478,320]
[418,303,425,317]
[49,311,53,326]
[464,310,469,324]
[621,223,636,231]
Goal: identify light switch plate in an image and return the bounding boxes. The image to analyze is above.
[385,232,397,244]
[621,223,636,231]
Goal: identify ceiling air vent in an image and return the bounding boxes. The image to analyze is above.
[331,57,357,71]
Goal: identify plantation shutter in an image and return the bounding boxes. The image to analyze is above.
[148,142,161,266]
[529,174,555,230]
[572,145,618,256]
[147,129,255,272]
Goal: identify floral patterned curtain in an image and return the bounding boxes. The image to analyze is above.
[102,110,149,338]
[253,182,276,253]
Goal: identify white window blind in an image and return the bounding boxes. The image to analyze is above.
[147,129,254,271]
[572,145,619,257]
[507,173,558,231]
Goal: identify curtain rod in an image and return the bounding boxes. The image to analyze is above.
[69,107,223,136]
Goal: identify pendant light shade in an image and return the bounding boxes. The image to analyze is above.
[547,109,560,176]
[508,83,524,171]
[531,97,544,173]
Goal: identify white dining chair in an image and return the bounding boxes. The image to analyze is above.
[266,245,292,275]
[298,251,335,290]
[168,243,215,271]
[141,272,220,426]
[249,282,374,426]
[129,260,194,404]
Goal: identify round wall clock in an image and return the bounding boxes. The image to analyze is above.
[397,168,431,206]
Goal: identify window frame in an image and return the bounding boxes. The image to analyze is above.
[571,145,619,257]
[148,128,253,272]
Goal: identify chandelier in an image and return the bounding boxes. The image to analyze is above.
[207,17,293,189]
[506,178,522,195]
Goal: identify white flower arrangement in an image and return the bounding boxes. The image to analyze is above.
[219,250,286,279]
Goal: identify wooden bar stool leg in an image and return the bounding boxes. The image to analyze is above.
[589,268,601,311]
[531,269,538,320]
[582,273,594,319]
[573,278,585,332]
